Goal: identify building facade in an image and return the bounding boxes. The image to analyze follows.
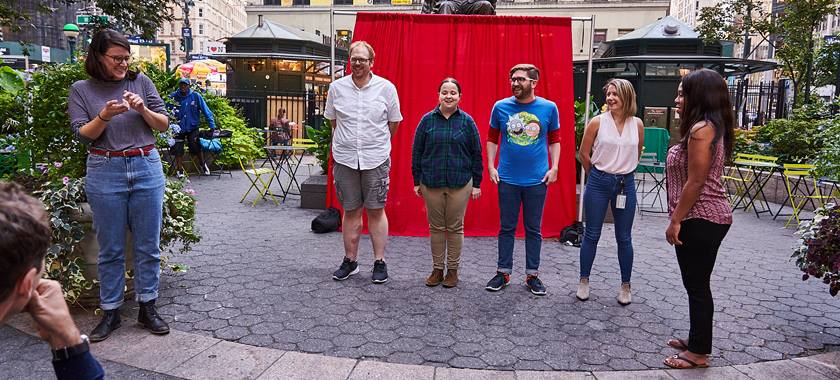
[244,0,670,62]
[157,0,249,66]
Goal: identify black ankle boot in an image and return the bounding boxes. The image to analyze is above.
[138,299,170,335]
[89,309,121,342]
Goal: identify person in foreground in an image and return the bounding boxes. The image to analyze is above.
[663,68,734,369]
[0,181,105,379]
[485,63,561,295]
[68,29,171,342]
[577,78,644,305]
[325,41,402,283]
[411,78,483,288]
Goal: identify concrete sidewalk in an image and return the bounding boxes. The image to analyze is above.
[2,165,840,379]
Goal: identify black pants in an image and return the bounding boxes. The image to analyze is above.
[674,218,730,355]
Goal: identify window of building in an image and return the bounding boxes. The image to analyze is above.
[618,29,634,37]
[170,23,174,35]
[292,0,310,4]
[199,24,204,34]
[333,0,353,4]
[594,29,607,48]
[200,42,204,54]
[199,8,203,17]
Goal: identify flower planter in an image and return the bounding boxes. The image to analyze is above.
[70,203,135,308]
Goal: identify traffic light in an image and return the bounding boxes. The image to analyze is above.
[179,39,185,52]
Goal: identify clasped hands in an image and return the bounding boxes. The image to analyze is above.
[100,90,147,120]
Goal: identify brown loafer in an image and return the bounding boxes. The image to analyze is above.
[426,268,444,286]
[442,269,458,288]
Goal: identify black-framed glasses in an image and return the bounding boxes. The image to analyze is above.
[509,77,536,84]
[350,58,371,64]
[102,53,132,65]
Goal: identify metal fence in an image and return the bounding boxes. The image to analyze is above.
[729,79,789,128]
[225,88,328,141]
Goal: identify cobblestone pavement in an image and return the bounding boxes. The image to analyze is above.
[0,325,183,379]
[127,167,838,371]
[3,164,839,374]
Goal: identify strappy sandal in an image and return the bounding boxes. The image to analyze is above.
[667,338,689,351]
[664,354,708,369]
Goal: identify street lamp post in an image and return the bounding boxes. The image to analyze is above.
[63,24,80,63]
[183,0,195,60]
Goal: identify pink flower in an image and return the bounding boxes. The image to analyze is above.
[62,177,69,184]
[54,162,63,168]
[194,201,198,205]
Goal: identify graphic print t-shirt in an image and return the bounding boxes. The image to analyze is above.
[489,96,560,187]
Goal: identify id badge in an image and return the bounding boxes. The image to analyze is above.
[616,194,627,209]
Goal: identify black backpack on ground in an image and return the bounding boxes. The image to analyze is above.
[560,221,584,247]
[312,207,342,233]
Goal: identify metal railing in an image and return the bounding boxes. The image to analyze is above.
[225,88,327,141]
[729,79,789,128]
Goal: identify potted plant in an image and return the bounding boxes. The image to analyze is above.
[792,203,840,296]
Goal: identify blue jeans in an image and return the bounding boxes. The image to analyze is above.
[497,181,547,276]
[85,149,165,310]
[580,167,636,284]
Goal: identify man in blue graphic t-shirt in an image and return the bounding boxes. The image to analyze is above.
[485,63,561,296]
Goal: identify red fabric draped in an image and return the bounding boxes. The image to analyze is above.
[326,13,576,237]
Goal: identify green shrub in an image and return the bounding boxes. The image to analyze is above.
[754,118,829,164]
[306,119,332,174]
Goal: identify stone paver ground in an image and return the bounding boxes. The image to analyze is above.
[146,165,840,371]
[2,160,839,376]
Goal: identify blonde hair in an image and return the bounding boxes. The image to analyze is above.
[349,41,375,61]
[603,78,637,117]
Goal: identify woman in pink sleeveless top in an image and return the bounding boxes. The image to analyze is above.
[663,69,734,369]
[577,78,645,305]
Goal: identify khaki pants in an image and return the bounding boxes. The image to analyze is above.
[420,180,472,270]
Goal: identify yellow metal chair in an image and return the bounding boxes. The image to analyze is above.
[233,143,279,207]
[292,138,319,176]
[778,164,831,228]
[727,153,778,212]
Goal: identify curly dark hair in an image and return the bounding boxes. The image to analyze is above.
[85,29,139,82]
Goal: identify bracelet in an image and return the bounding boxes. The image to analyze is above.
[98,114,110,122]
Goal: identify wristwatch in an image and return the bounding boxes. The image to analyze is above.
[51,335,90,362]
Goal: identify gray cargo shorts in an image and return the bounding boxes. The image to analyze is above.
[333,157,390,211]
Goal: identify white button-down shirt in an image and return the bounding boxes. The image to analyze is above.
[325,73,403,170]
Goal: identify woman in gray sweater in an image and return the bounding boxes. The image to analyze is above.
[68,29,170,342]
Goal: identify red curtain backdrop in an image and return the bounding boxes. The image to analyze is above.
[326,12,576,237]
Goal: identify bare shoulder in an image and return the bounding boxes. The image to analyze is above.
[586,115,602,130]
[690,121,715,138]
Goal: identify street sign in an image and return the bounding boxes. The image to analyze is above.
[190,54,209,61]
[182,28,192,38]
[205,42,225,55]
[76,15,108,25]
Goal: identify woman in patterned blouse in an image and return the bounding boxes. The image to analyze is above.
[411,78,483,288]
[663,69,734,369]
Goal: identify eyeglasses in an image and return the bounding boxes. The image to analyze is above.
[350,58,372,64]
[102,53,132,65]
[509,77,536,84]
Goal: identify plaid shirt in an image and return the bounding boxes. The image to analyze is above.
[411,106,483,189]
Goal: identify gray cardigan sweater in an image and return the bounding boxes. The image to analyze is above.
[68,73,169,152]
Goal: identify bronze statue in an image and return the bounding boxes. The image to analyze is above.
[421,0,497,15]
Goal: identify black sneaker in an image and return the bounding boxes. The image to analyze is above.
[372,259,388,283]
[527,274,547,295]
[485,271,510,291]
[332,257,359,280]
[176,170,185,180]
[202,163,211,175]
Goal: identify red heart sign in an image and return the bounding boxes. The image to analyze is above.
[210,47,217,52]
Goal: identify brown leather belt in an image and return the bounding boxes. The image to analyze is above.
[89,145,155,157]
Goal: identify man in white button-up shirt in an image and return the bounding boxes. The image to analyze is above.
[325,41,402,284]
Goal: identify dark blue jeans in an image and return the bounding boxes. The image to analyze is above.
[497,181,547,276]
[580,167,637,284]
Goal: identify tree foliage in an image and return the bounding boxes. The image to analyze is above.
[0,0,174,41]
[697,0,840,105]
